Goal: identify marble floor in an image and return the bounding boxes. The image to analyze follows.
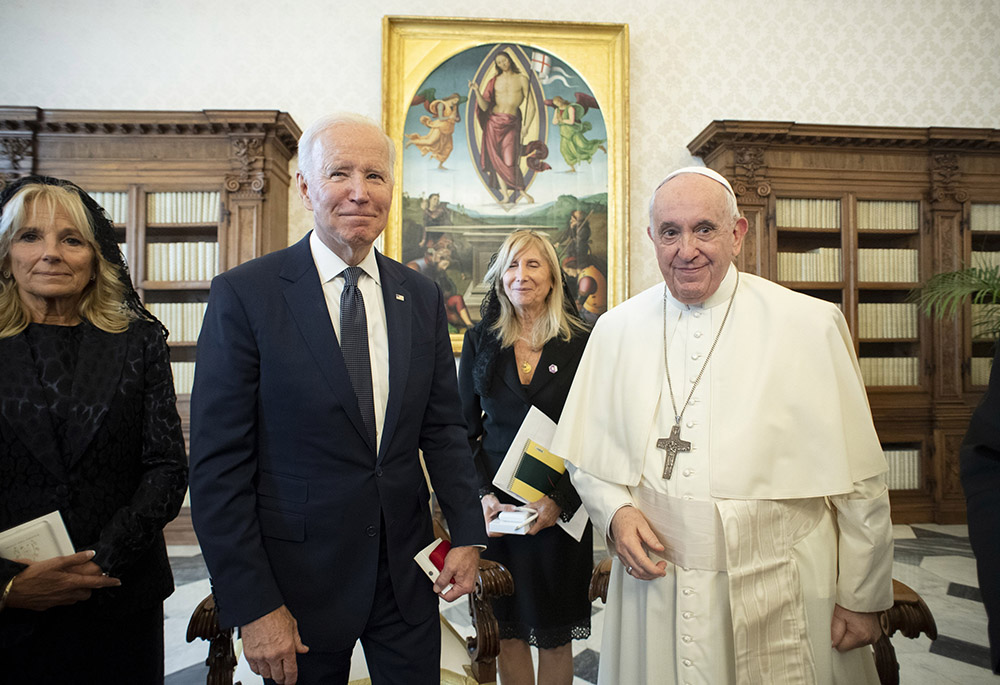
[163,524,995,684]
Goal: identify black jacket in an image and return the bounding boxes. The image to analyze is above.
[0,319,187,646]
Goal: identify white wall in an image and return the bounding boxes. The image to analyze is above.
[3,0,997,292]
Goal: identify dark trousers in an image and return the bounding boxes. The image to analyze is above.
[1,602,164,684]
[266,525,440,685]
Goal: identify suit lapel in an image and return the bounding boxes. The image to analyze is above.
[500,345,528,400]
[65,322,125,468]
[0,334,67,480]
[281,236,374,452]
[525,341,560,399]
[377,252,410,465]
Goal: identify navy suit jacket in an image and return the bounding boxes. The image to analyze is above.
[189,234,486,650]
[961,341,1000,673]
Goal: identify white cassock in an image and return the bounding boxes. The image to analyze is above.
[551,265,894,685]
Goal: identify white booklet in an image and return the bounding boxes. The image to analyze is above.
[492,406,590,542]
[0,510,75,562]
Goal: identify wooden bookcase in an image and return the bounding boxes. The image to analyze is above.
[689,121,1000,523]
[0,107,302,448]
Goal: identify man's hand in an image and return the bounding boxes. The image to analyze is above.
[481,494,517,537]
[524,496,561,535]
[435,545,480,601]
[241,605,309,685]
[610,506,667,581]
[6,550,121,611]
[831,604,883,652]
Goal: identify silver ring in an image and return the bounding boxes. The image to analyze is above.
[626,565,634,574]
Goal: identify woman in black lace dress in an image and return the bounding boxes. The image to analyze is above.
[0,176,187,684]
[458,230,592,685]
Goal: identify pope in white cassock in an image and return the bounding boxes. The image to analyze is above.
[550,167,895,684]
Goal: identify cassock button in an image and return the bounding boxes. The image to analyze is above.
[683,469,693,477]
[685,420,694,428]
[693,331,703,338]
[693,312,701,318]
[682,588,694,596]
[376,467,383,477]
[365,525,377,537]
[691,353,700,360]
[682,634,693,643]
[682,611,694,619]
[683,659,693,667]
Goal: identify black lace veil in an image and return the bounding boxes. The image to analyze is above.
[0,175,167,339]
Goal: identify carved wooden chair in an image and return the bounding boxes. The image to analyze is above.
[186,520,514,685]
[589,559,937,685]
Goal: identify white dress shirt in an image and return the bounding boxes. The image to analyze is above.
[310,231,390,451]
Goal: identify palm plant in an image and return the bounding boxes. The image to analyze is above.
[916,265,1000,338]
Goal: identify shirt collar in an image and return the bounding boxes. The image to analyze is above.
[309,230,381,286]
[663,263,738,311]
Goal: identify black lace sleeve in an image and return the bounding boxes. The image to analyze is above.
[547,470,582,522]
[91,324,188,575]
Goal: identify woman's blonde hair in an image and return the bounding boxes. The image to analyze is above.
[482,229,585,348]
[0,183,133,337]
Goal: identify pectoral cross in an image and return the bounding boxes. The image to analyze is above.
[657,424,691,479]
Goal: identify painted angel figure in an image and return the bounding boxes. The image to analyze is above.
[405,89,467,169]
[549,93,606,172]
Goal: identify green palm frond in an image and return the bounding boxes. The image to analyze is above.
[915,265,1000,338]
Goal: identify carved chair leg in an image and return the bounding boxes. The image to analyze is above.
[467,559,514,684]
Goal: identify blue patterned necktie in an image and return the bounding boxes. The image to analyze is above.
[340,266,376,449]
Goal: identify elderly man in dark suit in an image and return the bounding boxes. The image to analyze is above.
[189,112,486,685]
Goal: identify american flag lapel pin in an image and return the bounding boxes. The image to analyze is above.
[396,293,405,301]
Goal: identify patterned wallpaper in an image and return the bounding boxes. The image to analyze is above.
[3,0,998,292]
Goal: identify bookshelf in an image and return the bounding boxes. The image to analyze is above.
[689,121,1000,523]
[0,107,302,441]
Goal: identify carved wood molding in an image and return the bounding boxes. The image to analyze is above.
[225,137,267,196]
[732,146,771,203]
[689,120,1000,159]
[0,107,300,157]
[930,152,970,203]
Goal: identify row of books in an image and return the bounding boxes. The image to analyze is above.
[146,302,208,343]
[971,304,1000,341]
[857,249,919,282]
[857,303,918,339]
[971,251,1000,270]
[777,248,842,282]
[884,448,921,490]
[972,357,992,386]
[858,357,920,386]
[971,203,1000,232]
[147,191,221,224]
[171,362,196,396]
[146,242,219,282]
[87,191,129,224]
[776,198,841,229]
[856,200,920,231]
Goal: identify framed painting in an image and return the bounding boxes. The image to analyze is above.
[382,16,629,351]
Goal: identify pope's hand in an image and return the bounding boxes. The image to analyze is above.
[435,545,480,601]
[831,604,883,652]
[241,605,309,685]
[610,505,667,580]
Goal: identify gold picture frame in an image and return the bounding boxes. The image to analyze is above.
[382,16,629,352]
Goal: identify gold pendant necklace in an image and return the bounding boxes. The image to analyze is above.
[521,360,533,374]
